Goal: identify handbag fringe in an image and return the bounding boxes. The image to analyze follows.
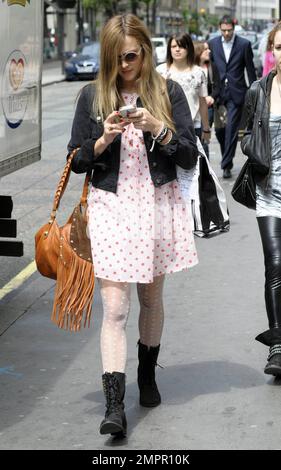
[51,248,95,332]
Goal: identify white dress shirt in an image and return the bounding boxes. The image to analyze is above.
[221,35,235,63]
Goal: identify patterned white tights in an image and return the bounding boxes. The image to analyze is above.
[99,275,165,373]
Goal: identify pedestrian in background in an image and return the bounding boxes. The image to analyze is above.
[209,15,256,178]
[156,33,211,148]
[68,14,198,437]
[262,31,276,77]
[194,40,220,158]
[241,22,281,376]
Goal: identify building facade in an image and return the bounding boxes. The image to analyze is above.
[154,0,183,35]
[208,0,237,16]
[236,0,278,26]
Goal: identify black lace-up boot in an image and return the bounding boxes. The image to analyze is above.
[137,341,161,407]
[264,345,281,376]
[256,328,281,376]
[100,372,127,436]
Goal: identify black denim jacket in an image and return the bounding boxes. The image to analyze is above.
[68,79,197,193]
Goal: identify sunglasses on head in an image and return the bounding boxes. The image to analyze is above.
[118,46,142,64]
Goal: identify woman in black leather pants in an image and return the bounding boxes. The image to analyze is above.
[242,22,281,376]
[257,218,281,371]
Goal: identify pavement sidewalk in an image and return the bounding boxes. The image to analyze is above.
[42,60,65,86]
[1,113,280,450]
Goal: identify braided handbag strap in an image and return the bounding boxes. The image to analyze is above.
[81,173,91,205]
[50,148,90,222]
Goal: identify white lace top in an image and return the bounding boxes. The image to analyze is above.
[156,63,207,128]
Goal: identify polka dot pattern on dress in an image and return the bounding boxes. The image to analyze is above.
[87,93,198,283]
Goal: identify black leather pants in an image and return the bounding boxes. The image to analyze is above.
[257,217,281,345]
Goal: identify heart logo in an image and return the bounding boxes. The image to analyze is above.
[9,58,24,90]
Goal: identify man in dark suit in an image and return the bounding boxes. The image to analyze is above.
[209,16,256,178]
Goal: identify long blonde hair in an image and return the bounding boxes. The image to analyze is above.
[94,14,175,130]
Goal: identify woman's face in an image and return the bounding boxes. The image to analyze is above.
[118,35,143,87]
[273,30,281,72]
[170,39,188,63]
[201,42,210,62]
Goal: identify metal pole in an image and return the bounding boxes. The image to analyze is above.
[77,0,83,45]
[57,10,65,74]
[196,0,198,35]
[279,0,281,20]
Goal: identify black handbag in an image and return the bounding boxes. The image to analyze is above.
[231,160,256,210]
[214,104,227,129]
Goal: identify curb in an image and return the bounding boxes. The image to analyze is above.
[42,77,66,87]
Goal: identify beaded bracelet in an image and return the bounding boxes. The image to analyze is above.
[159,128,173,146]
[156,126,168,143]
[151,123,164,140]
[150,123,165,151]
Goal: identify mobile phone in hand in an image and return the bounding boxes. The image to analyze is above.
[118,105,137,118]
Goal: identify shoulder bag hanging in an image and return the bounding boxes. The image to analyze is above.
[35,148,95,332]
[231,160,256,210]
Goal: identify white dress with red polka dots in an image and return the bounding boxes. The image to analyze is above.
[87,93,198,283]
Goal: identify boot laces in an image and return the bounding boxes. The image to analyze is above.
[267,344,281,361]
[103,375,122,413]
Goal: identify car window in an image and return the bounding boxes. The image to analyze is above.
[152,40,165,47]
[78,43,100,57]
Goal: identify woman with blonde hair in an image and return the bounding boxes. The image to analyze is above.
[68,14,198,437]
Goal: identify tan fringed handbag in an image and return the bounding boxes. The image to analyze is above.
[35,148,95,332]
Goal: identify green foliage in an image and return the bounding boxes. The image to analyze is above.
[81,1,219,35]
[82,0,110,10]
[82,0,98,8]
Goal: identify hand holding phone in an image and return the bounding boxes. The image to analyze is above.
[118,105,137,118]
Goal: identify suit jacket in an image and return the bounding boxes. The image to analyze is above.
[209,35,256,106]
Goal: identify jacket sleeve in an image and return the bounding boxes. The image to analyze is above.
[240,80,259,155]
[157,80,197,170]
[210,62,220,102]
[67,85,111,174]
[245,41,257,86]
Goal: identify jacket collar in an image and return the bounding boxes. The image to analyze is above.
[259,69,276,99]
[216,34,237,64]
[221,34,235,46]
